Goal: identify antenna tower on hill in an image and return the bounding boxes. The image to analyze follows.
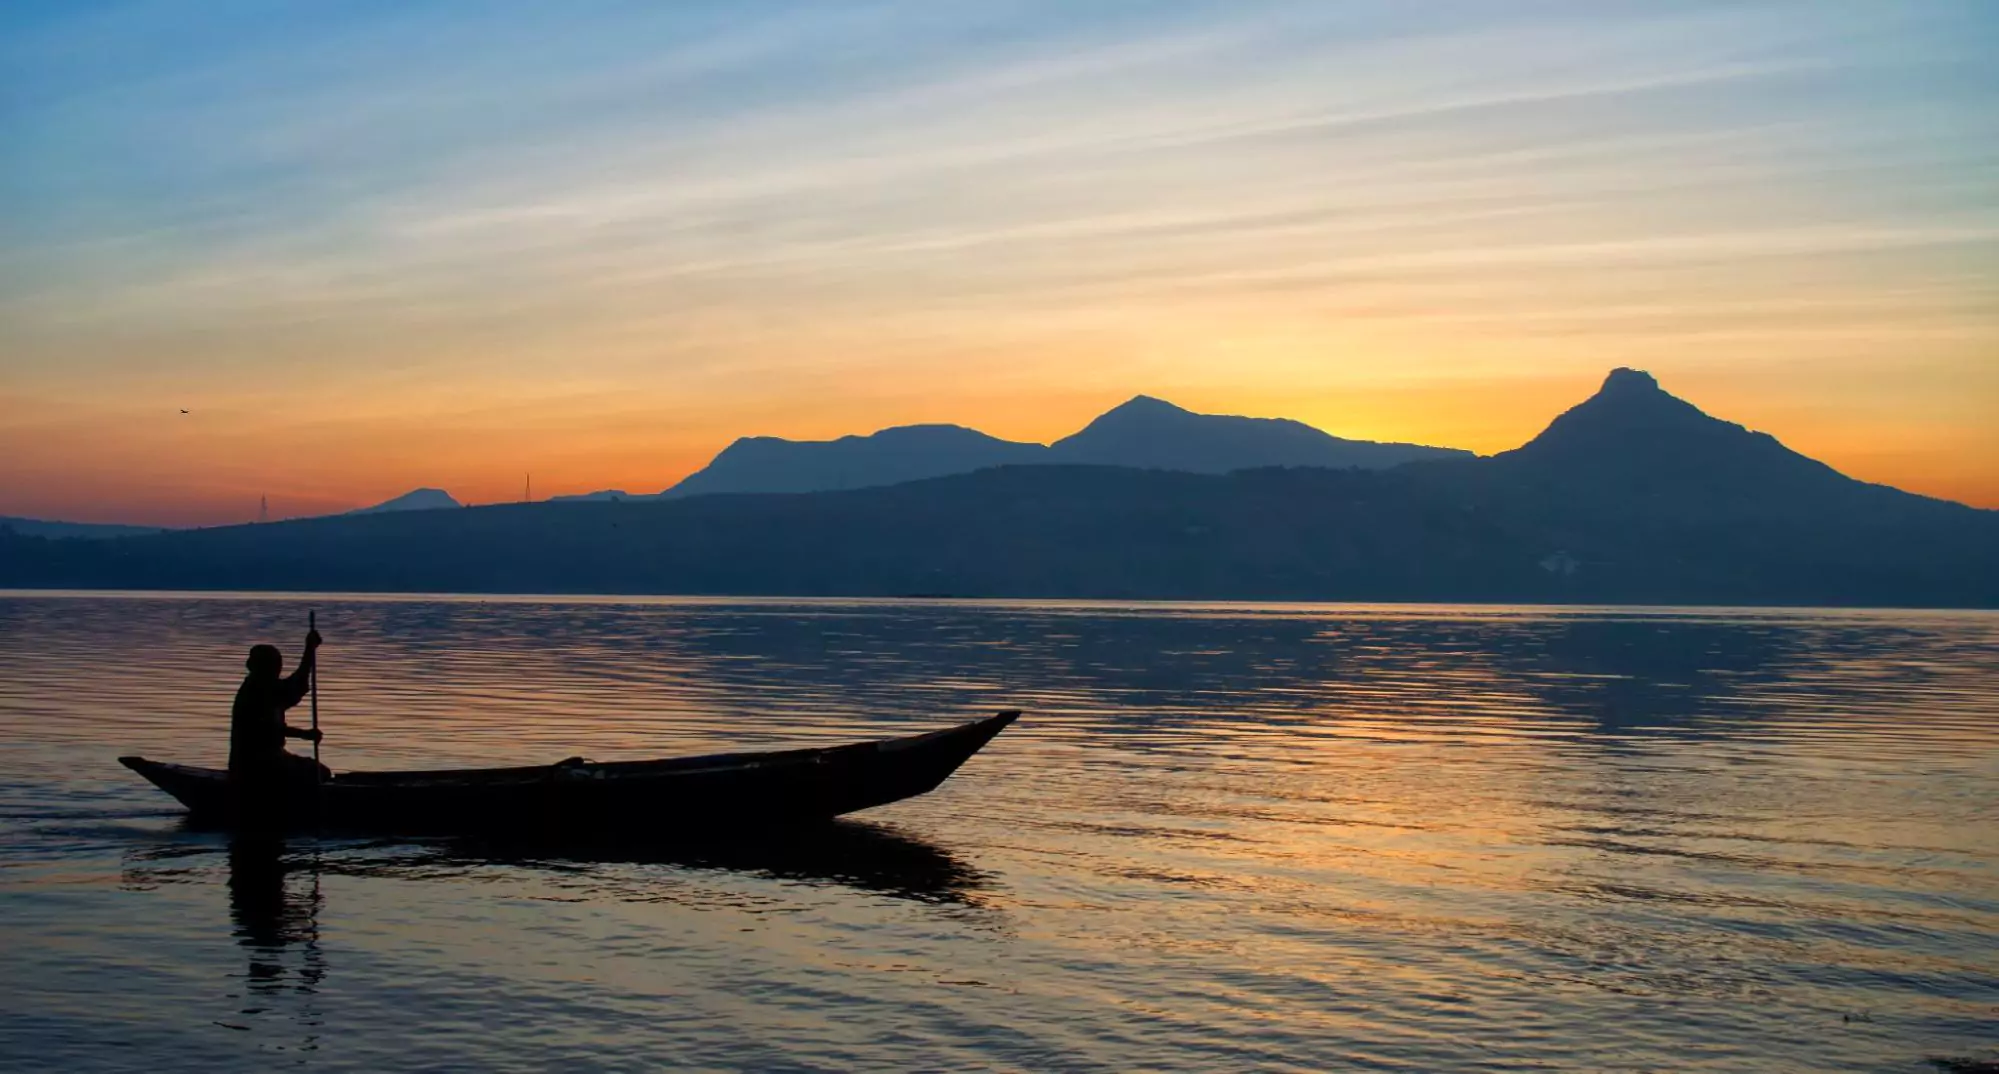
[258,495,268,524]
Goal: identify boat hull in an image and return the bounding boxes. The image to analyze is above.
[120,711,1018,834]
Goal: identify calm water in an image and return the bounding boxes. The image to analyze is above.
[1,593,1995,1072]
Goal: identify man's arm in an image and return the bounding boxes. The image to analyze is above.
[278,629,324,742]
[278,629,323,709]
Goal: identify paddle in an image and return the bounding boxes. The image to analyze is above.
[308,609,325,878]
[309,610,322,815]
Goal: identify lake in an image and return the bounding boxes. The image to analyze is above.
[1,593,1995,1071]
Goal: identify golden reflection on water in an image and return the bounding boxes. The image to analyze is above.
[1,594,1996,1070]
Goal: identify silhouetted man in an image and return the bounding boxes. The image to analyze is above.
[230,629,329,814]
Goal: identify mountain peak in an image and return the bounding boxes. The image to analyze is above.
[664,422,1047,497]
[1572,368,1692,425]
[349,488,462,515]
[1599,367,1661,396]
[1507,369,1720,458]
[1054,395,1470,473]
[1104,395,1190,417]
[1494,368,1870,503]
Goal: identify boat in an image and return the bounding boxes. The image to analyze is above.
[120,710,1019,833]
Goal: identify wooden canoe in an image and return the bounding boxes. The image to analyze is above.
[120,710,1018,833]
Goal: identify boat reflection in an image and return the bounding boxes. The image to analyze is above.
[341,819,995,909]
[126,816,993,910]
[116,819,989,1050]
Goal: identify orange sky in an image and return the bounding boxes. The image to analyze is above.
[5,354,1993,528]
[2,3,1994,526]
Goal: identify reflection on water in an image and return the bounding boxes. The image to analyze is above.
[3,594,1997,1071]
[435,823,994,908]
[202,821,991,909]
[112,819,988,1050]
[223,836,324,1043]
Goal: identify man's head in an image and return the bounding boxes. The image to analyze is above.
[245,644,283,677]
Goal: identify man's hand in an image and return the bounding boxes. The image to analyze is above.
[306,728,324,744]
[305,628,323,650]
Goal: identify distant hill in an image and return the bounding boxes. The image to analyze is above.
[663,424,1047,497]
[0,489,461,538]
[659,398,1468,497]
[346,488,462,514]
[1048,395,1470,472]
[549,490,641,503]
[1396,367,1995,602]
[2,369,1991,607]
[1494,367,1892,500]
[0,516,168,540]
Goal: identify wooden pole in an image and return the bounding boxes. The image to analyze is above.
[309,610,320,776]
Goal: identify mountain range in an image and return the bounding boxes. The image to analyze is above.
[6,396,1469,528]
[578,394,1470,500]
[2,369,1992,606]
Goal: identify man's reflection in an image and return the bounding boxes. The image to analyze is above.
[227,835,326,1002]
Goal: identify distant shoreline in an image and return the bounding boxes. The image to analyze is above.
[5,587,1993,615]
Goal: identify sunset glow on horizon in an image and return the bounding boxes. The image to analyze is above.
[4,1,1995,527]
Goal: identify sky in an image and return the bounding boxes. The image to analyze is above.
[2,0,1995,525]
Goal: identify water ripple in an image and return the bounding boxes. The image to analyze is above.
[1,593,1995,1071]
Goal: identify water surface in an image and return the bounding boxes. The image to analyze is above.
[2,594,1995,1070]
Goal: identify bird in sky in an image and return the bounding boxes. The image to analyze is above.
[179,409,189,414]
